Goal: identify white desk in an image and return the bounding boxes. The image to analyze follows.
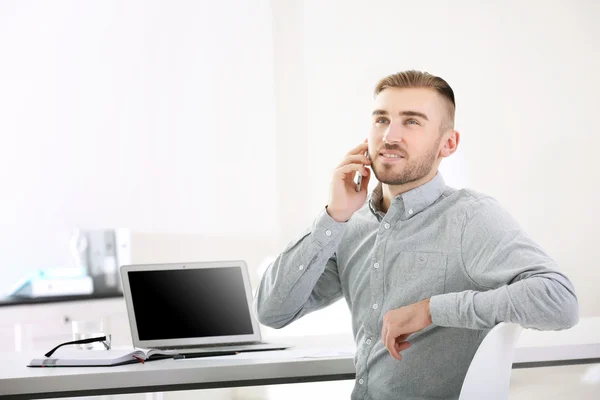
[0,340,356,399]
[1,318,599,399]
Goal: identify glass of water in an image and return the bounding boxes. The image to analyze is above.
[72,317,111,350]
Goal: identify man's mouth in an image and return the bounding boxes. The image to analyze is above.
[379,152,405,159]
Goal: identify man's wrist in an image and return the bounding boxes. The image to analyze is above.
[325,205,349,223]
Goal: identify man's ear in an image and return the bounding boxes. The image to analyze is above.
[440,130,459,158]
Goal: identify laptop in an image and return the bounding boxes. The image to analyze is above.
[120,260,287,357]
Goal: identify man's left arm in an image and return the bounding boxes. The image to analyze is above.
[381,196,579,359]
[429,196,579,331]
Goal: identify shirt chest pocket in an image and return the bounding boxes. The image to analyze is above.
[383,251,447,306]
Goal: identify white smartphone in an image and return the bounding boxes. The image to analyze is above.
[354,151,369,192]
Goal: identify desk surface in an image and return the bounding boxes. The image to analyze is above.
[2,319,599,399]
[1,338,356,400]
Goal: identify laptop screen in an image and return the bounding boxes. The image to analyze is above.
[128,266,254,341]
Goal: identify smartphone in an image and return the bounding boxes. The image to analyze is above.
[354,151,370,192]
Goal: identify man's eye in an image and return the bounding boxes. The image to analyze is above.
[406,119,419,125]
[375,117,389,124]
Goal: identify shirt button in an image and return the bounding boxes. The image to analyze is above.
[384,223,390,229]
[408,209,413,215]
[373,262,380,269]
[366,338,372,345]
[325,230,332,236]
[358,378,364,385]
[372,303,378,310]
[298,265,304,271]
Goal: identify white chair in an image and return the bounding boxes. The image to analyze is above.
[458,322,523,400]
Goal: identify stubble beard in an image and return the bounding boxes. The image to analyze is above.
[372,139,441,186]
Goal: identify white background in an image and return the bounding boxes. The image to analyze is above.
[0,0,278,294]
[0,0,598,323]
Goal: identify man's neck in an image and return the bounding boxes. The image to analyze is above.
[380,170,438,213]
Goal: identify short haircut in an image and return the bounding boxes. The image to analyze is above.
[374,70,455,131]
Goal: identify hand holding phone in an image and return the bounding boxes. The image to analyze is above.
[354,151,370,192]
[326,142,371,222]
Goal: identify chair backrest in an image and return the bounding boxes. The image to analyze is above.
[458,322,523,400]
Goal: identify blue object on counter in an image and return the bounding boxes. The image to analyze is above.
[6,267,93,298]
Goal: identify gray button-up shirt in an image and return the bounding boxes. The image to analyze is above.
[254,173,578,400]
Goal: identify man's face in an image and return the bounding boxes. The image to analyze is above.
[368,87,449,186]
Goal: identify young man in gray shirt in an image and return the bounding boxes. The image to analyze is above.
[254,70,579,400]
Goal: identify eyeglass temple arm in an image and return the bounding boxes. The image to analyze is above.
[44,336,107,358]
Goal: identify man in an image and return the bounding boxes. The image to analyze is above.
[254,70,579,399]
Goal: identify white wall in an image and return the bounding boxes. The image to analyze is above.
[0,0,279,294]
[1,0,598,318]
[272,0,600,317]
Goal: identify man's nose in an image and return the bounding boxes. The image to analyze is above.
[383,120,403,143]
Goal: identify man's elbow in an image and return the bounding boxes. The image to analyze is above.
[557,294,579,329]
[256,307,288,329]
[532,275,580,330]
[254,297,293,330]
[545,287,580,330]
[257,314,290,330]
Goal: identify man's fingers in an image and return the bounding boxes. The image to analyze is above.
[394,340,411,354]
[337,154,371,168]
[382,325,411,361]
[359,168,371,193]
[345,141,369,157]
[384,331,402,361]
[396,333,410,343]
[336,163,369,179]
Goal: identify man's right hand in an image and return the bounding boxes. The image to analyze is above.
[326,141,371,222]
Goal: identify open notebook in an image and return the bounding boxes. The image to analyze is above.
[28,348,177,367]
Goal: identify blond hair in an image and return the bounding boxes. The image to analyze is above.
[374,70,455,131]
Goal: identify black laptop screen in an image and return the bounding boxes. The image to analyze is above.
[128,267,254,340]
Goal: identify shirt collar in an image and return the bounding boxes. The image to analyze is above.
[369,173,446,219]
